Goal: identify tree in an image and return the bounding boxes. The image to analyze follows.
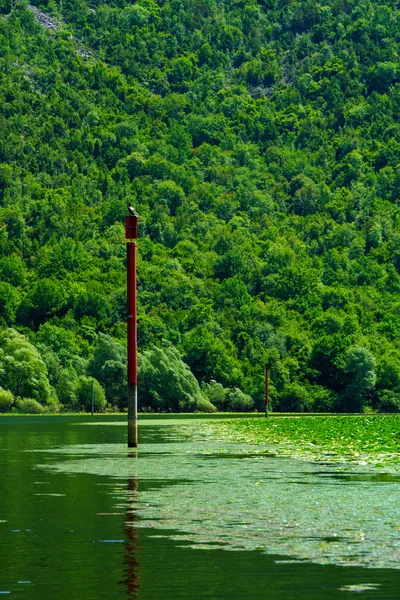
[139,345,215,412]
[0,283,20,325]
[227,388,254,412]
[18,399,45,414]
[0,256,26,287]
[55,367,80,410]
[310,334,351,392]
[183,326,243,387]
[88,334,126,408]
[369,62,398,93]
[18,279,66,328]
[376,390,400,413]
[0,328,57,407]
[154,180,185,217]
[0,387,13,412]
[343,347,376,412]
[35,323,82,362]
[77,377,106,412]
[276,383,311,413]
[202,380,227,411]
[3,0,400,416]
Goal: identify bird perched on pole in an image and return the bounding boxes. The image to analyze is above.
[127,203,137,216]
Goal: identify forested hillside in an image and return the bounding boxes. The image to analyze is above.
[1,0,400,413]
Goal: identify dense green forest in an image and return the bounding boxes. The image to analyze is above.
[1,0,400,413]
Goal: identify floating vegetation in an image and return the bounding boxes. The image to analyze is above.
[33,493,66,496]
[339,583,381,592]
[38,417,400,571]
[183,415,400,470]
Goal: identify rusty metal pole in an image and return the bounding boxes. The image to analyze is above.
[126,215,138,447]
[265,363,269,418]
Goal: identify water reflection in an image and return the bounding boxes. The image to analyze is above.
[2,416,400,599]
[121,454,141,600]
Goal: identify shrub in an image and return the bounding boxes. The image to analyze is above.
[196,396,218,413]
[18,398,44,414]
[202,380,228,411]
[55,367,80,410]
[276,383,311,412]
[307,385,337,412]
[0,387,14,412]
[77,377,107,412]
[139,345,216,412]
[377,390,400,413]
[0,328,56,406]
[227,388,254,412]
[88,334,126,409]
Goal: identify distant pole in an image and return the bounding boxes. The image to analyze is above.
[91,378,95,416]
[126,214,139,447]
[265,363,269,418]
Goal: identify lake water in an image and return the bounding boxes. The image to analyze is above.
[0,415,399,598]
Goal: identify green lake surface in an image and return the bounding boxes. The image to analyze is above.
[0,415,399,599]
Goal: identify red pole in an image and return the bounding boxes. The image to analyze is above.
[127,241,137,386]
[265,363,269,418]
[126,216,138,447]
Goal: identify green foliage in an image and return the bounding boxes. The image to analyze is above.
[55,366,80,410]
[343,346,376,412]
[87,334,126,408]
[0,387,14,412]
[226,388,254,412]
[202,380,228,411]
[18,279,66,328]
[0,283,20,325]
[2,0,400,412]
[0,329,56,406]
[377,390,400,414]
[139,345,215,412]
[307,385,337,413]
[210,415,400,467]
[18,398,45,414]
[77,377,106,412]
[0,256,26,287]
[276,383,311,413]
[183,327,243,387]
[35,323,83,361]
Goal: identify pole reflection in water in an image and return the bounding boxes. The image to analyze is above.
[120,454,141,599]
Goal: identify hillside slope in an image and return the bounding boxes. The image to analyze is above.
[1,0,400,412]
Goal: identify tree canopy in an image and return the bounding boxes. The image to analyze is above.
[1,0,400,412]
